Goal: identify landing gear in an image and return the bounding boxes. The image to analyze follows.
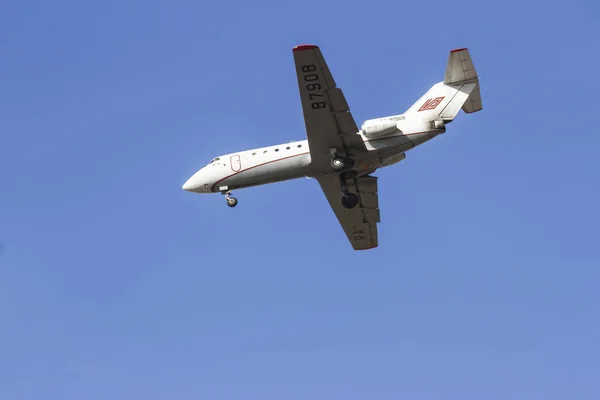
[225,191,238,208]
[330,156,346,171]
[341,192,359,209]
[340,172,360,209]
[330,155,356,172]
[226,197,238,207]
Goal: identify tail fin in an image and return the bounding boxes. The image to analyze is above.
[406,48,482,121]
[444,48,482,114]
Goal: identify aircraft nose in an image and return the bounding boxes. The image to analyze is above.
[182,169,206,193]
[182,177,196,192]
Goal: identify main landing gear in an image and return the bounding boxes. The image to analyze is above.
[330,155,355,172]
[330,154,360,209]
[225,191,238,208]
[342,192,359,209]
[340,171,360,209]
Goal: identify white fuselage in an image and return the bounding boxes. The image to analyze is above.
[181,45,482,248]
[182,112,445,194]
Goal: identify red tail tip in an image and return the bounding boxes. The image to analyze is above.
[293,44,318,52]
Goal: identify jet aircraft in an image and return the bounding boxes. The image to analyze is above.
[183,45,482,250]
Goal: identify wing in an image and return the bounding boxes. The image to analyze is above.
[293,45,367,170]
[316,174,380,250]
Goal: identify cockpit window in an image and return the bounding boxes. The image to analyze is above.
[207,157,221,165]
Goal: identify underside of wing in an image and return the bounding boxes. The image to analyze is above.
[293,45,367,170]
[316,174,380,250]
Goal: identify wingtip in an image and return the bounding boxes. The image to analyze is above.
[356,245,378,251]
[450,47,468,53]
[293,44,318,52]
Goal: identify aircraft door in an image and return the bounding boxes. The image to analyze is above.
[230,154,241,172]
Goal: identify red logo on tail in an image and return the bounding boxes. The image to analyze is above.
[418,96,445,112]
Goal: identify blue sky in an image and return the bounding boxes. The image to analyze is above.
[1,0,599,398]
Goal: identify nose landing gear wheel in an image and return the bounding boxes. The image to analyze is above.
[225,192,238,208]
[226,197,238,207]
[341,192,359,209]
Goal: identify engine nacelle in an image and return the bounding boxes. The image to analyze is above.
[432,119,445,130]
[361,120,399,138]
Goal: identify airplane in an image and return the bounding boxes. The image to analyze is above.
[182,45,482,250]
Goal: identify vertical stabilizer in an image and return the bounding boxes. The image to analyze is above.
[406,48,482,120]
[444,48,482,114]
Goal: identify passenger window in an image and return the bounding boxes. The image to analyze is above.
[275,149,279,152]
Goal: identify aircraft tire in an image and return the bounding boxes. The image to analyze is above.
[341,193,359,209]
[330,156,346,171]
[226,197,238,207]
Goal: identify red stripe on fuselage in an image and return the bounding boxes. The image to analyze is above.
[212,152,311,189]
[211,131,439,191]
